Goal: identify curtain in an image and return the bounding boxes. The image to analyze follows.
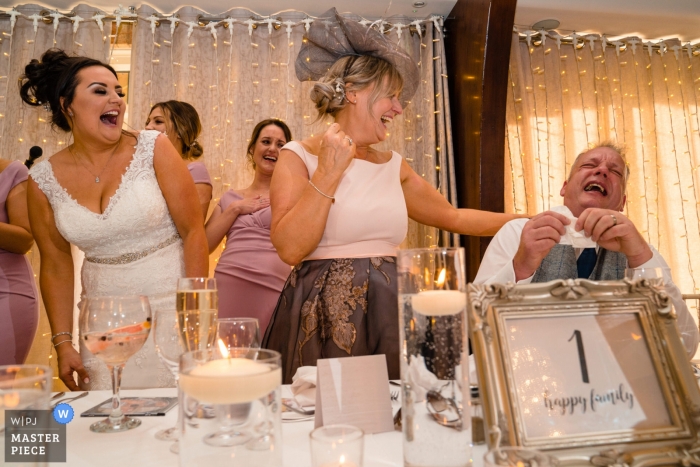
[505,30,700,334]
[127,6,457,270]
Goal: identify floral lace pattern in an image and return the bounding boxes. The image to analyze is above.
[30,131,182,389]
[296,257,394,365]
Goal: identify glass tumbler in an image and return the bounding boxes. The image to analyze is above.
[310,424,364,467]
[397,247,471,467]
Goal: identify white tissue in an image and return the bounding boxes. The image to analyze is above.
[290,366,317,408]
[407,356,440,402]
[557,206,597,248]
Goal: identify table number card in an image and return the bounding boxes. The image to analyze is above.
[467,278,700,465]
[314,355,394,434]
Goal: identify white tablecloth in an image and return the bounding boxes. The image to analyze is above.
[57,388,486,466]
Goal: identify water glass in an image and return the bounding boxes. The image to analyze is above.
[0,365,52,426]
[397,247,470,467]
[178,348,282,466]
[153,309,184,443]
[204,318,263,446]
[310,425,364,467]
[624,267,668,282]
[0,366,53,464]
[484,447,559,466]
[217,318,260,352]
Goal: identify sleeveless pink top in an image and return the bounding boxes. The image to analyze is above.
[285,141,408,260]
[0,160,38,365]
[187,161,212,185]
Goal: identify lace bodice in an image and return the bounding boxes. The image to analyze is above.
[29,130,179,258]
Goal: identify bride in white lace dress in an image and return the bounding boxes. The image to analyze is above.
[21,50,209,391]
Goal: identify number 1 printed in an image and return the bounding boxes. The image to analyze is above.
[568,330,590,383]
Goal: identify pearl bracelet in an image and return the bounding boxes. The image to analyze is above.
[53,339,72,349]
[309,180,335,204]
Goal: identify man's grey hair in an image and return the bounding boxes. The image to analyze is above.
[567,141,631,189]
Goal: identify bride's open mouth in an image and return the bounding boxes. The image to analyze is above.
[100,110,119,126]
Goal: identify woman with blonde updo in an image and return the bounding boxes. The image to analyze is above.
[205,119,292,331]
[262,9,522,383]
[145,100,212,220]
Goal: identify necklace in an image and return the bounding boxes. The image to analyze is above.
[69,138,121,183]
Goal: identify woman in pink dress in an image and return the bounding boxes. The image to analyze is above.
[0,157,38,364]
[205,119,292,331]
[145,101,212,220]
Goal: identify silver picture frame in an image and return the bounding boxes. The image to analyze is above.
[468,278,700,465]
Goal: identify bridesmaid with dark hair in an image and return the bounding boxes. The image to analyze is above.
[0,154,38,364]
[205,119,292,331]
[146,100,212,220]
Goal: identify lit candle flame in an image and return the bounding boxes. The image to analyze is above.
[217,339,230,359]
[436,268,446,288]
[339,454,346,465]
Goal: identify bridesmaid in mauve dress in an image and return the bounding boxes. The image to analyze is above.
[145,100,212,220]
[0,158,39,365]
[205,119,292,331]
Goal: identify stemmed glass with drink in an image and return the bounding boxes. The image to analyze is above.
[177,278,218,352]
[79,295,151,433]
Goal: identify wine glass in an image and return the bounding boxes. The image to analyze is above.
[624,267,668,282]
[205,318,262,447]
[177,278,218,352]
[217,318,260,353]
[153,309,185,443]
[79,295,151,433]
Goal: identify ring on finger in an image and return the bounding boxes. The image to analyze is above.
[344,136,353,146]
[610,214,617,226]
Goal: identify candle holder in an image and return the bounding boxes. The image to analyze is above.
[310,424,364,467]
[397,247,471,467]
[178,348,282,466]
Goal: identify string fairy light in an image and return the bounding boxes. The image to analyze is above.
[602,36,623,144]
[658,40,698,293]
[629,38,653,243]
[0,8,19,143]
[524,35,547,211]
[507,64,528,214]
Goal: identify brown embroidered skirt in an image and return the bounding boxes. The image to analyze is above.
[262,256,399,384]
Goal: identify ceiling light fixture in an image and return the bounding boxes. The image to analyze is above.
[413,1,426,8]
[531,19,560,30]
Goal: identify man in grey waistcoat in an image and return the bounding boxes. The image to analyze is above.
[474,143,699,357]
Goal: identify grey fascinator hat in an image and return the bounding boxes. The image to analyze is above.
[295,8,419,106]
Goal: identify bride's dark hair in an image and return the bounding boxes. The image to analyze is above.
[19,48,118,132]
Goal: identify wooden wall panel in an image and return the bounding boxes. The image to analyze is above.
[445,0,518,281]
